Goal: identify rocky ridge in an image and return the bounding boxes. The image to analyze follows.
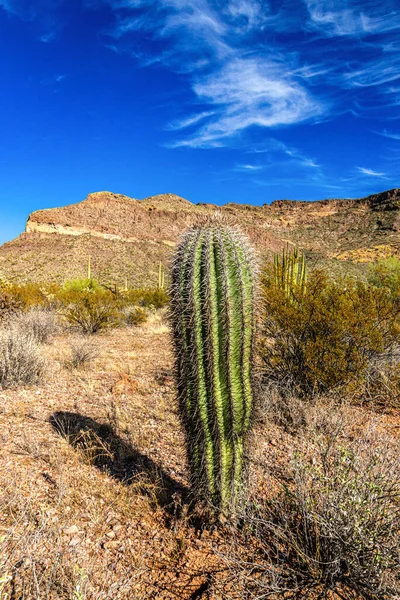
[0,189,399,285]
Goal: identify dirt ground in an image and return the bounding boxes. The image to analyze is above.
[1,313,399,599]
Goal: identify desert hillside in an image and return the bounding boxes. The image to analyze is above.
[0,188,399,285]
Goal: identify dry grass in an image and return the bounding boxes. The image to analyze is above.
[0,327,45,389]
[11,307,59,344]
[64,337,98,370]
[0,314,399,599]
[221,426,400,599]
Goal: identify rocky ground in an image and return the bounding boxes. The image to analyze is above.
[1,313,399,599]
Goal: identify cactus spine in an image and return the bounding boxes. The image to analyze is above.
[170,223,256,513]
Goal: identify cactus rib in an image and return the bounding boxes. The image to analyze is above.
[170,223,256,512]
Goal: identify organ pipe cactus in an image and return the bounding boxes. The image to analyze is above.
[170,222,257,513]
[274,244,307,302]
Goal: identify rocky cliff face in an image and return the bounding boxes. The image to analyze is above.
[1,189,399,285]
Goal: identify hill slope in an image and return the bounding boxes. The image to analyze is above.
[0,189,399,285]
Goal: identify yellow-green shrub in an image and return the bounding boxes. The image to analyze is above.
[9,282,49,309]
[368,256,400,294]
[260,267,400,399]
[62,291,120,334]
[62,278,102,293]
[122,287,169,309]
[0,282,61,312]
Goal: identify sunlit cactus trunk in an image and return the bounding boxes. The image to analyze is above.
[170,223,257,513]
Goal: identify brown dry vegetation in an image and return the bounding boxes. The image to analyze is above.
[0,309,399,599]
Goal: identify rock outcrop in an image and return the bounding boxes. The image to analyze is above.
[0,189,399,285]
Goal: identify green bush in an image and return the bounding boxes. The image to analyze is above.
[63,292,120,334]
[368,256,400,294]
[0,281,61,313]
[62,278,102,293]
[260,266,400,399]
[0,279,169,318]
[123,287,169,310]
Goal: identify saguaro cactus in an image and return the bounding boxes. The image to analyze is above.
[170,222,256,513]
[158,261,165,290]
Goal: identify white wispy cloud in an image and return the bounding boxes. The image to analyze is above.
[282,147,321,169]
[303,0,400,118]
[305,1,368,36]
[301,158,320,168]
[224,0,269,32]
[193,59,305,117]
[344,59,400,88]
[110,0,231,62]
[4,0,400,183]
[171,57,323,147]
[375,129,400,140]
[236,163,263,171]
[103,0,325,147]
[102,0,400,151]
[167,111,215,130]
[40,30,57,42]
[0,0,67,41]
[305,0,400,37]
[357,167,387,177]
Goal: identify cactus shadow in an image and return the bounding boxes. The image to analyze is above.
[49,411,189,512]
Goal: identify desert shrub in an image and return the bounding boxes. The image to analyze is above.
[360,356,400,408]
[0,289,23,322]
[0,282,62,316]
[0,328,44,388]
[9,282,48,309]
[260,381,309,434]
[260,267,400,399]
[62,278,102,293]
[123,306,148,326]
[230,431,400,599]
[123,287,169,309]
[368,256,400,294]
[11,308,58,344]
[63,292,120,334]
[66,337,98,370]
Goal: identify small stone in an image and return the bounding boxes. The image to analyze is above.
[64,525,79,535]
[104,540,119,550]
[69,536,80,546]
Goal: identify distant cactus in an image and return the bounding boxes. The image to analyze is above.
[158,262,165,290]
[170,222,257,513]
[274,244,307,301]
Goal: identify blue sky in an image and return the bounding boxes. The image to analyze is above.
[0,0,399,244]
